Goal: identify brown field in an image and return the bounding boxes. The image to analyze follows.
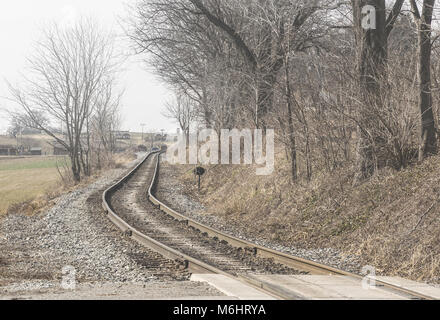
[0,136,16,146]
[0,133,56,155]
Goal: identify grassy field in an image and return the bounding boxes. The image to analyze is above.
[0,157,67,215]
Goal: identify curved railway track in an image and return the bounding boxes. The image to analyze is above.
[102,152,435,300]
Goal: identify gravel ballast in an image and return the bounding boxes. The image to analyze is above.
[0,156,224,299]
[156,158,363,274]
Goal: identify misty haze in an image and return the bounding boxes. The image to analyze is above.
[0,0,439,310]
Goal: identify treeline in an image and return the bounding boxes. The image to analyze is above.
[8,19,122,182]
[128,0,440,183]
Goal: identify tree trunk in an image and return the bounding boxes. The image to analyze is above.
[71,151,81,183]
[284,56,298,182]
[417,0,438,159]
[352,0,388,183]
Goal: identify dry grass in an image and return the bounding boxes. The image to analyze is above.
[113,152,138,167]
[0,136,16,145]
[176,151,440,283]
[0,134,57,155]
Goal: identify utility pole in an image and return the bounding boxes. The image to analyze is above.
[151,132,155,150]
[140,123,146,144]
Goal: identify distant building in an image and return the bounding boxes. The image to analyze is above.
[165,135,178,143]
[30,147,42,156]
[155,133,167,142]
[52,142,69,156]
[114,131,131,140]
[0,145,18,156]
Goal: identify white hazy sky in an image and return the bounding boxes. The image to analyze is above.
[0,0,177,134]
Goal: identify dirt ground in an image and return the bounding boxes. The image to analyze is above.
[0,281,224,300]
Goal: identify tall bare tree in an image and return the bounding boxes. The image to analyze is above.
[163,94,195,144]
[351,0,404,183]
[128,0,440,184]
[8,19,120,182]
[410,0,438,159]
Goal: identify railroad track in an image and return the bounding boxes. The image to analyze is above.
[102,152,435,300]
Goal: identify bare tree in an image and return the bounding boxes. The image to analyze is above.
[351,0,404,183]
[410,0,438,159]
[163,94,195,144]
[127,0,440,186]
[90,79,123,170]
[7,18,120,182]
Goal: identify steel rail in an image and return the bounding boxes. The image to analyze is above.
[148,153,436,301]
[102,152,291,300]
[102,152,230,276]
[101,151,434,300]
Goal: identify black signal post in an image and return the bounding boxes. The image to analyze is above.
[194,167,206,191]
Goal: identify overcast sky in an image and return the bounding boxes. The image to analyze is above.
[0,0,177,134]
